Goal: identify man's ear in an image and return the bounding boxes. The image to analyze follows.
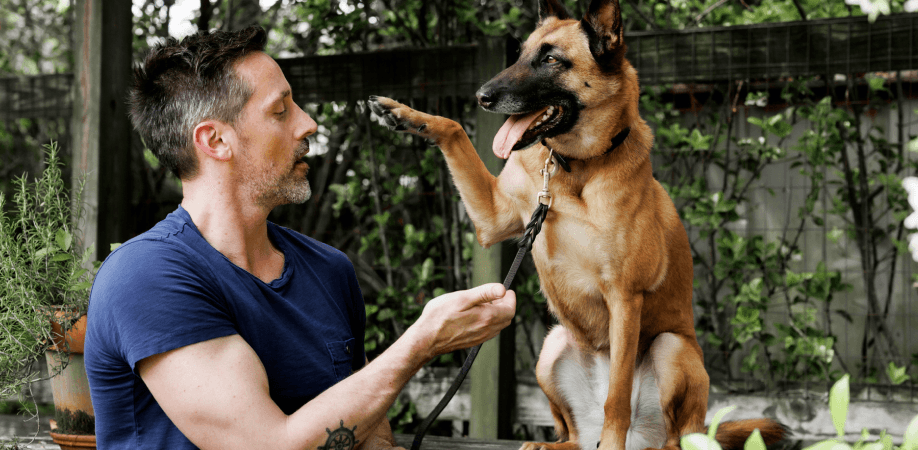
[193,120,233,162]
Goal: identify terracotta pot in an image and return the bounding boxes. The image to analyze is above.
[46,313,96,447]
[48,309,87,353]
[49,431,96,450]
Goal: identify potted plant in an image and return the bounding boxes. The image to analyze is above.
[0,141,98,449]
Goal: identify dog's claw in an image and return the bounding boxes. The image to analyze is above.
[367,96,387,116]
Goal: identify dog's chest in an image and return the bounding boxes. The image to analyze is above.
[526,190,615,300]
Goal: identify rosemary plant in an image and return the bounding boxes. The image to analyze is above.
[0,141,96,400]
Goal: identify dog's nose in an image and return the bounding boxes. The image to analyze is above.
[476,89,495,108]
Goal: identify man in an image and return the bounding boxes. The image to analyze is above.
[84,26,516,450]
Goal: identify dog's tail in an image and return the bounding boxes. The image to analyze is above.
[708,419,790,450]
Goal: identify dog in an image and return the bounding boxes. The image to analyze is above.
[367,0,789,448]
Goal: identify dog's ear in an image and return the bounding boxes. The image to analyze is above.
[581,0,625,69]
[539,0,571,21]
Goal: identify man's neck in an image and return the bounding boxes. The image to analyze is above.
[181,184,284,283]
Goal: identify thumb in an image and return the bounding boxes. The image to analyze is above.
[465,283,507,308]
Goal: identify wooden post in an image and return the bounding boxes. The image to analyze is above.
[469,36,515,441]
[71,0,133,262]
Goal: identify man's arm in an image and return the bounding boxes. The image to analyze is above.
[357,357,404,450]
[137,283,515,450]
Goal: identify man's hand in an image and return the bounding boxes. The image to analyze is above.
[411,283,516,360]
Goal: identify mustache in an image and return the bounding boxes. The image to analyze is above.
[294,140,310,160]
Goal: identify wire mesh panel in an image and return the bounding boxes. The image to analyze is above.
[0,74,73,121]
[277,45,480,105]
[629,13,918,84]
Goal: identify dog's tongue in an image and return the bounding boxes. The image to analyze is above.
[492,107,549,159]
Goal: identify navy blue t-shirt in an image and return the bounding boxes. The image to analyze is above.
[84,206,366,449]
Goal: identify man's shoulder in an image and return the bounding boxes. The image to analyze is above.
[270,223,349,260]
[94,210,205,287]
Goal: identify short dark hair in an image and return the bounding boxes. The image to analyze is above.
[129,26,268,180]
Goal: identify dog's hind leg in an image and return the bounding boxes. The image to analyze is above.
[519,326,583,450]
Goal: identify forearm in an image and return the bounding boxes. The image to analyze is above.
[358,415,400,450]
[282,326,429,450]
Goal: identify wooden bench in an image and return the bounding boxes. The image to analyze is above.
[395,434,526,449]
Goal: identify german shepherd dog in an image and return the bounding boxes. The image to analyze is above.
[369,0,789,448]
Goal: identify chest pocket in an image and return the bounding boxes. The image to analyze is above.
[326,338,355,382]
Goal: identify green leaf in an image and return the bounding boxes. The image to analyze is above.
[907,137,918,153]
[377,308,396,321]
[683,433,722,450]
[744,429,766,450]
[879,431,893,450]
[886,361,910,385]
[902,414,918,450]
[420,257,434,283]
[708,405,736,439]
[802,440,836,450]
[110,242,122,252]
[829,374,850,437]
[34,246,53,260]
[867,76,886,92]
[51,253,72,262]
[55,228,72,251]
[71,281,93,291]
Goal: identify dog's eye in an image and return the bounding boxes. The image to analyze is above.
[544,55,558,65]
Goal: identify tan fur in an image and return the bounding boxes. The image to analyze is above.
[368,0,788,448]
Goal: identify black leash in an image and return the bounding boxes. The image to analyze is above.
[410,193,552,450]
[410,204,548,450]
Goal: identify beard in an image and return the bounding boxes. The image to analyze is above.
[240,140,312,208]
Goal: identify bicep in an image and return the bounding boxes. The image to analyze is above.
[137,334,289,450]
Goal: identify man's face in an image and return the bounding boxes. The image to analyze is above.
[232,51,318,208]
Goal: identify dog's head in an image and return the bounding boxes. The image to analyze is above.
[480,0,632,160]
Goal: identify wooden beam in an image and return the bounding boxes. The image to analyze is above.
[469,36,511,441]
[71,0,133,262]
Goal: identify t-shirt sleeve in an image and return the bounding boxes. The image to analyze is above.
[90,239,238,373]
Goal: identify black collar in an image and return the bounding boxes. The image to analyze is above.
[542,127,631,173]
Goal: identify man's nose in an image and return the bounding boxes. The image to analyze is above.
[296,104,318,139]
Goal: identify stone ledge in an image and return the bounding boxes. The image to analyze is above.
[402,368,917,442]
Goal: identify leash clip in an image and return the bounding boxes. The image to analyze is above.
[538,150,555,208]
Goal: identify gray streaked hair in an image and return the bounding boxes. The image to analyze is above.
[128,26,267,180]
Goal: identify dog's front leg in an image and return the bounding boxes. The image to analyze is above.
[368,96,522,246]
[599,290,643,450]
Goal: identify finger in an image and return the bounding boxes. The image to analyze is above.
[466,283,507,308]
[493,289,517,319]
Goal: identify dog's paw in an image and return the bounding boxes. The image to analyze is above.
[519,441,581,450]
[367,95,429,134]
[367,95,465,147]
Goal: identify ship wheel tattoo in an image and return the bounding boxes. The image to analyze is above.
[318,420,359,450]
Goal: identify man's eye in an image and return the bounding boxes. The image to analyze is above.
[275,109,287,117]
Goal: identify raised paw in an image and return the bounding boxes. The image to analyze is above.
[519,441,581,450]
[367,95,462,146]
